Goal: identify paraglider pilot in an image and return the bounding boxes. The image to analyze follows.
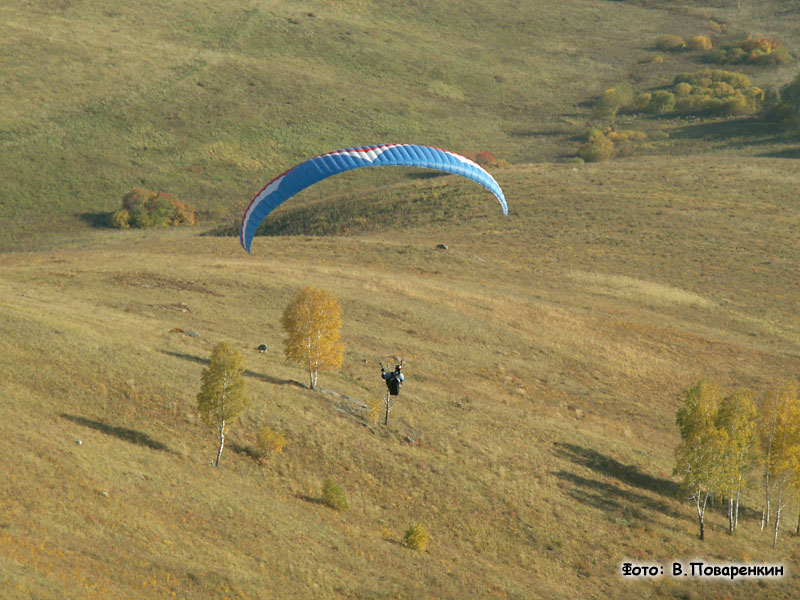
[381,364,404,396]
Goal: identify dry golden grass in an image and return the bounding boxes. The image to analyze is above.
[3,0,800,595]
[1,157,799,598]
[567,270,716,308]
[3,0,800,249]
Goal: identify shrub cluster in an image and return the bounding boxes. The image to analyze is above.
[365,396,382,425]
[653,32,793,66]
[655,34,686,52]
[634,69,765,116]
[763,72,800,132]
[577,127,648,162]
[707,20,727,34]
[577,129,614,162]
[403,522,430,552]
[111,188,196,229]
[321,478,349,511]
[707,37,794,66]
[256,426,287,461]
[652,34,712,53]
[594,85,635,121]
[687,35,713,52]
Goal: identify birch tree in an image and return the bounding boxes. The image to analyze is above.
[197,342,249,468]
[757,379,800,533]
[674,380,728,541]
[281,286,344,391]
[761,380,800,548]
[715,388,758,534]
[758,383,780,530]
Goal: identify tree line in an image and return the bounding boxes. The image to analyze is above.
[674,378,800,548]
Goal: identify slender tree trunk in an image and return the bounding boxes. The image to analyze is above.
[772,483,783,549]
[699,513,705,541]
[795,505,800,536]
[215,418,226,468]
[384,392,390,425]
[310,368,318,391]
[728,497,734,534]
[762,465,770,530]
[695,489,709,541]
[734,482,741,532]
[214,378,228,468]
[762,431,774,531]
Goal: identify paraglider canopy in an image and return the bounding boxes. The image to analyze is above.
[240,143,507,252]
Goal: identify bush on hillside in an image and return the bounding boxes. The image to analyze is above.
[577,129,614,162]
[655,35,685,52]
[321,478,349,511]
[633,92,652,111]
[594,84,635,121]
[763,72,800,131]
[256,426,287,461]
[687,35,713,52]
[707,37,794,66]
[111,188,196,229]
[110,209,132,229]
[673,69,752,90]
[633,69,765,117]
[365,396,382,425]
[707,20,727,34]
[674,82,692,97]
[606,129,647,143]
[403,522,430,552]
[648,90,676,114]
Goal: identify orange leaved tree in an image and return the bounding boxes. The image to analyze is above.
[281,286,344,391]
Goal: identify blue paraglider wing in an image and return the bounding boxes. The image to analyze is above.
[240,144,507,252]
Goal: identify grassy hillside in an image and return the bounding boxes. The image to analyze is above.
[3,0,800,597]
[1,157,799,598]
[2,0,799,249]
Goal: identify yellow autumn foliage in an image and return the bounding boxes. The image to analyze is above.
[281,286,344,390]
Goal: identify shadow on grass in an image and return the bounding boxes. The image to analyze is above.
[759,147,800,159]
[670,116,779,147]
[554,442,680,499]
[201,222,237,238]
[552,443,683,521]
[553,469,677,518]
[62,414,170,452]
[77,211,112,228]
[228,441,261,462]
[509,127,567,138]
[382,537,405,547]
[555,443,764,524]
[297,493,326,506]
[160,350,307,389]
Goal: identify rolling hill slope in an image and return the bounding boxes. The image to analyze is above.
[1,157,799,598]
[2,0,800,598]
[1,0,799,249]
